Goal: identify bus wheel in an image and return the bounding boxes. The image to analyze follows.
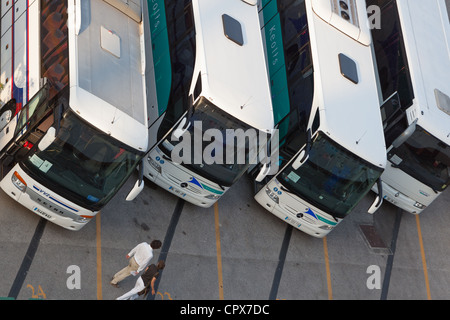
[0,103,16,131]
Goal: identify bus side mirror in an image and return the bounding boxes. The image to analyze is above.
[255,163,271,182]
[291,149,309,170]
[38,127,56,151]
[125,179,144,201]
[368,179,383,214]
[368,195,383,214]
[126,160,145,201]
[172,117,191,140]
[292,129,311,170]
[392,120,416,148]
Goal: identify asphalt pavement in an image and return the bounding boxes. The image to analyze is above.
[0,172,449,301]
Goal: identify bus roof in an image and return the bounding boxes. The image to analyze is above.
[192,0,274,133]
[397,0,450,145]
[68,0,148,152]
[307,0,386,168]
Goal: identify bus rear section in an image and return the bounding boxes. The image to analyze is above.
[369,0,450,214]
[0,0,149,230]
[143,0,274,207]
[254,0,386,238]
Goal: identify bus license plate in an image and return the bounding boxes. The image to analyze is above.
[169,186,186,197]
[33,207,52,219]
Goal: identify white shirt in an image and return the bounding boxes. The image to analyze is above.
[128,242,153,273]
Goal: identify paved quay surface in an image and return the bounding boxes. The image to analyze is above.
[0,172,449,300]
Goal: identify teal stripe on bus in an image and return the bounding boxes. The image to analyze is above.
[260,0,274,10]
[148,0,172,116]
[317,214,338,226]
[261,0,290,135]
[201,183,224,195]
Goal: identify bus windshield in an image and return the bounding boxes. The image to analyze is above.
[22,110,142,209]
[278,132,383,219]
[159,97,264,187]
[388,126,450,191]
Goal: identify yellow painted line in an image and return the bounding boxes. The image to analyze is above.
[96,212,103,300]
[415,215,431,300]
[214,202,224,300]
[323,237,333,300]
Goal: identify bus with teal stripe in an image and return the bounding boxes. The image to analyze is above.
[142,0,274,207]
[252,0,386,237]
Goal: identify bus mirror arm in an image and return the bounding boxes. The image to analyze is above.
[254,132,277,183]
[255,162,271,182]
[126,160,145,201]
[291,129,312,170]
[186,97,194,123]
[172,101,194,139]
[306,129,312,154]
[392,120,417,148]
[172,117,191,140]
[368,179,383,214]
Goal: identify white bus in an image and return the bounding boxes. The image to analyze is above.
[142,0,274,207]
[369,0,450,214]
[0,0,149,230]
[253,0,386,238]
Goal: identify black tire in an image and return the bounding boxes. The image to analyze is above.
[0,99,16,132]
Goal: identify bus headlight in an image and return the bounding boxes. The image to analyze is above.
[76,216,92,223]
[205,194,220,200]
[265,187,279,204]
[12,171,27,193]
[319,225,334,231]
[148,156,162,173]
[413,202,426,209]
[77,217,88,223]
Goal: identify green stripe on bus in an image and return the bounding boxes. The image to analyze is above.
[148,0,171,116]
[317,215,338,226]
[201,183,224,195]
[261,2,290,127]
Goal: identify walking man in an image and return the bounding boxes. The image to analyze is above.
[111,240,162,287]
[116,260,166,300]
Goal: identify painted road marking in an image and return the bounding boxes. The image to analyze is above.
[415,215,431,300]
[323,237,333,300]
[96,212,102,300]
[214,202,224,300]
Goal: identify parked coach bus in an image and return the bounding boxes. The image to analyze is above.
[253,0,386,237]
[0,0,150,230]
[142,0,274,207]
[368,0,450,214]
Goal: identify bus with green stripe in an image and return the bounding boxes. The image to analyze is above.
[252,0,386,237]
[142,0,274,207]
